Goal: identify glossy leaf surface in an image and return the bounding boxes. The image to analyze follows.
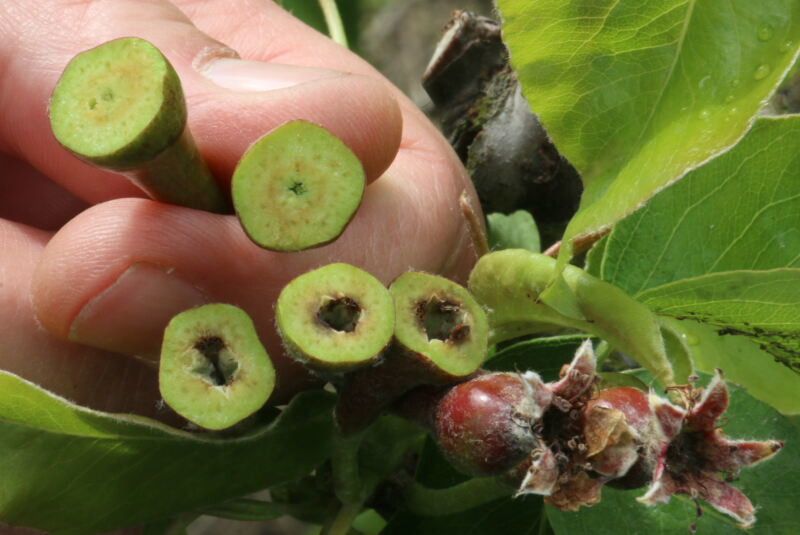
[0,372,334,535]
[498,0,800,262]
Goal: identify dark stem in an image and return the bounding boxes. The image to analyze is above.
[335,350,430,435]
[459,191,489,257]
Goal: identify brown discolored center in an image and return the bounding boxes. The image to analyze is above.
[318,296,361,333]
[193,336,239,386]
[416,296,470,343]
[664,430,707,482]
[289,181,307,196]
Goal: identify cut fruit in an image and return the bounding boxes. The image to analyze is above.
[335,272,489,434]
[232,120,366,251]
[391,271,489,379]
[276,263,394,373]
[159,304,275,430]
[49,37,227,212]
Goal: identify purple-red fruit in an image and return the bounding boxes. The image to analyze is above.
[582,372,784,527]
[419,337,783,528]
[584,386,654,485]
[639,372,783,528]
[433,371,551,477]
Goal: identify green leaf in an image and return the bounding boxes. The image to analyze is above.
[596,372,649,392]
[469,250,675,385]
[661,318,800,415]
[498,0,800,258]
[487,335,588,381]
[583,236,607,278]
[602,116,800,294]
[384,440,546,534]
[658,318,695,384]
[278,0,364,48]
[198,498,284,522]
[0,371,335,535]
[547,373,800,535]
[359,415,426,490]
[638,269,800,371]
[352,509,387,535]
[487,211,541,253]
[384,494,545,535]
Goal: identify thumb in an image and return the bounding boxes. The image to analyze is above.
[0,0,402,204]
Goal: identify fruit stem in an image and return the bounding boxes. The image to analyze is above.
[459,190,489,257]
[332,428,367,504]
[134,128,229,213]
[403,477,512,517]
[319,0,349,47]
[321,500,363,535]
[50,38,229,213]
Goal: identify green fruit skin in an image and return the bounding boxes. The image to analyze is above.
[390,271,489,378]
[468,249,673,385]
[137,128,228,213]
[50,37,227,213]
[231,120,366,252]
[159,303,275,431]
[275,263,395,374]
[335,272,489,434]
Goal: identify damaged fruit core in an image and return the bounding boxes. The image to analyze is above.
[540,396,590,481]
[664,430,707,482]
[318,296,361,333]
[192,335,239,386]
[416,296,470,343]
[289,181,307,196]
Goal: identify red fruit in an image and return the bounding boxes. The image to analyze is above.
[433,371,551,477]
[584,386,655,484]
[581,372,784,527]
[639,372,784,528]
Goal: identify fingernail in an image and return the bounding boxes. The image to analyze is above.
[69,263,209,359]
[199,58,342,92]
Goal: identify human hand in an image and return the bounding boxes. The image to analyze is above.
[0,0,481,418]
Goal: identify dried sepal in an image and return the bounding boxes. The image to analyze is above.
[639,371,784,528]
[546,471,603,512]
[511,446,559,496]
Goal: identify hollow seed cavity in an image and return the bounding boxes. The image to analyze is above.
[318,296,361,333]
[289,181,307,196]
[416,296,470,343]
[192,335,239,386]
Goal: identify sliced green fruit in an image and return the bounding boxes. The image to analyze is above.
[336,272,489,434]
[49,37,226,212]
[159,304,275,430]
[232,120,366,251]
[276,263,395,372]
[391,271,489,379]
[468,250,674,386]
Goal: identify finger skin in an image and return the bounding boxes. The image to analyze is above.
[0,220,168,419]
[9,0,481,406]
[0,153,87,230]
[33,150,476,397]
[0,0,402,203]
